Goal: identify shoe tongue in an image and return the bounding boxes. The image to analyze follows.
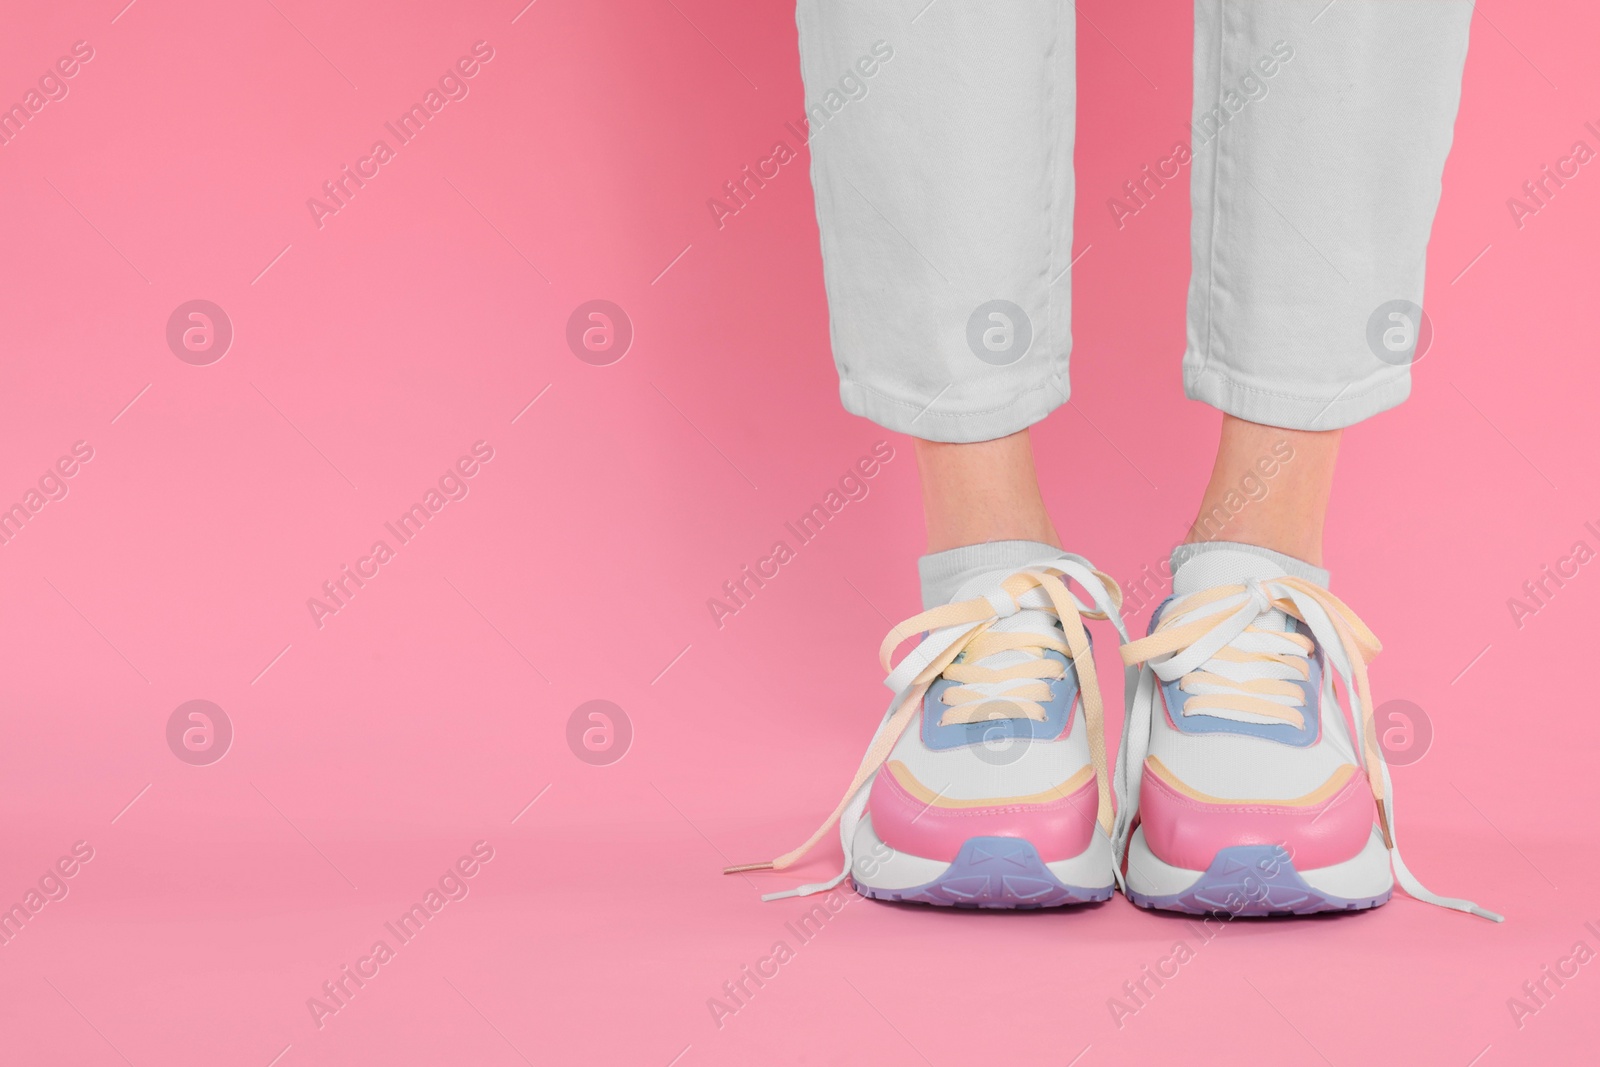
[1171,547,1295,632]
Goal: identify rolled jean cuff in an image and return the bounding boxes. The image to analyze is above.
[1181,1,1471,434]
[1183,362,1411,431]
[839,368,1070,443]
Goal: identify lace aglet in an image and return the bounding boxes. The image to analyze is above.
[723,861,775,874]
[760,888,805,902]
[1376,800,1395,849]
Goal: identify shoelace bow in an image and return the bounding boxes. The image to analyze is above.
[727,560,1129,900]
[1114,576,1502,922]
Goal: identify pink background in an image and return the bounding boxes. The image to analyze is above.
[1,1,1597,1063]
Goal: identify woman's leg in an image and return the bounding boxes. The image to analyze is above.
[795,0,1082,597]
[1116,1,1494,920]
[1178,0,1472,567]
[750,3,1128,909]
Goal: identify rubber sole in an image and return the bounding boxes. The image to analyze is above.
[853,836,1114,909]
[1125,843,1392,916]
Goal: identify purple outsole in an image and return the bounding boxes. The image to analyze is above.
[853,836,1113,909]
[1126,844,1393,916]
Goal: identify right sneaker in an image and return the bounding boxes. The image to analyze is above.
[1111,545,1500,922]
[727,550,1130,909]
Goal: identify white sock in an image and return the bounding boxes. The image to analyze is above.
[917,539,1063,609]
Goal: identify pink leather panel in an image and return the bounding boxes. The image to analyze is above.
[867,768,1098,864]
[1140,765,1375,872]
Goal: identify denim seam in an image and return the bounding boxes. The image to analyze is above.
[1044,3,1063,393]
[1200,0,1227,380]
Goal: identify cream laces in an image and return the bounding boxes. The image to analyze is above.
[1114,576,1503,922]
[727,557,1130,901]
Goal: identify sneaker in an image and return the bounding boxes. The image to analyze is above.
[727,551,1130,908]
[1112,545,1500,921]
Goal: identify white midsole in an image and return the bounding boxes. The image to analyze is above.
[1124,826,1394,899]
[849,814,1115,892]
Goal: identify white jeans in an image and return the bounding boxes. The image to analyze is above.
[795,0,1473,442]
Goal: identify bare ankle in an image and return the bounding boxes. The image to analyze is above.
[1184,416,1341,566]
[915,431,1061,553]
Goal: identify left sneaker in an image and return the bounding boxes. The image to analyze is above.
[1112,544,1500,921]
